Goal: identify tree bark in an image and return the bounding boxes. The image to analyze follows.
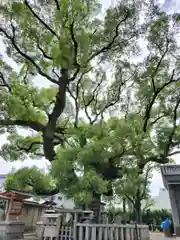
[43,69,69,162]
[123,197,127,222]
[135,204,141,223]
[88,193,101,223]
[134,189,142,224]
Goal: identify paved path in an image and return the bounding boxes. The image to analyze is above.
[24,232,180,240]
[150,232,180,239]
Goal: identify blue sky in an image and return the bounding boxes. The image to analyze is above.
[0,0,180,197]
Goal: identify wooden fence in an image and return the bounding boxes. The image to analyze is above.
[37,221,150,240]
[75,223,150,240]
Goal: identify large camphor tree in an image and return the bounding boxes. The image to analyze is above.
[1,0,180,222]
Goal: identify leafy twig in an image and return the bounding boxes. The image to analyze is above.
[88,12,129,61]
[143,69,177,132]
[0,24,58,84]
[69,21,80,67]
[0,72,11,91]
[24,0,58,38]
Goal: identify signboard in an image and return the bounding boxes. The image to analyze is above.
[10,201,23,215]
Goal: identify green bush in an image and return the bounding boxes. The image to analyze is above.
[106,208,172,226]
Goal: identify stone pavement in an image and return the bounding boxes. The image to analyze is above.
[150,232,180,240]
[25,232,180,240]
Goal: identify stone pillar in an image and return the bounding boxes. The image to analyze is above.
[168,185,180,236]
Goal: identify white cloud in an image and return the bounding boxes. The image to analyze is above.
[162,0,180,13]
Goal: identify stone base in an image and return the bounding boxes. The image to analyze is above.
[175,226,180,236]
[0,221,25,240]
[138,225,150,240]
[36,221,44,239]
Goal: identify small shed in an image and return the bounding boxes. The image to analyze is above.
[0,190,32,221]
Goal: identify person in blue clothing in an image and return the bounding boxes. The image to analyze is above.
[161,218,169,230]
[161,218,174,236]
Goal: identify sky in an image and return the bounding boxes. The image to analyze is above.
[0,0,180,197]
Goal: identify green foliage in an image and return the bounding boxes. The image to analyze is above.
[115,164,153,201]
[4,167,57,195]
[51,117,161,203]
[107,207,172,226]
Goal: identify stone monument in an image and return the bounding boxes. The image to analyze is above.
[161,165,180,236]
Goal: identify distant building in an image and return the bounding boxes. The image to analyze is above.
[51,193,75,209]
[152,188,171,210]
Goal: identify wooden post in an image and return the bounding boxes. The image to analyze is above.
[5,198,13,221]
[73,213,78,240]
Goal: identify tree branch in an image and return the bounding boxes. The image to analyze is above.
[0,24,58,85]
[150,113,167,125]
[22,66,29,84]
[69,68,80,82]
[0,119,44,132]
[141,98,180,167]
[91,72,132,124]
[67,68,93,127]
[52,68,60,78]
[17,138,61,155]
[168,150,180,157]
[143,69,177,132]
[54,0,60,10]
[24,0,58,38]
[69,21,80,67]
[140,165,154,200]
[163,96,180,158]
[67,74,84,128]
[81,76,104,124]
[124,193,135,205]
[88,12,129,62]
[36,38,52,60]
[43,69,69,161]
[151,39,169,93]
[0,72,11,91]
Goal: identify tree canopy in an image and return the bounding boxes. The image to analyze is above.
[4,166,58,195]
[115,162,156,222]
[0,0,180,208]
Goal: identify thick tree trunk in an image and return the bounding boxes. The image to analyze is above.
[134,189,142,223]
[135,204,141,223]
[43,69,69,162]
[88,193,101,223]
[123,197,127,222]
